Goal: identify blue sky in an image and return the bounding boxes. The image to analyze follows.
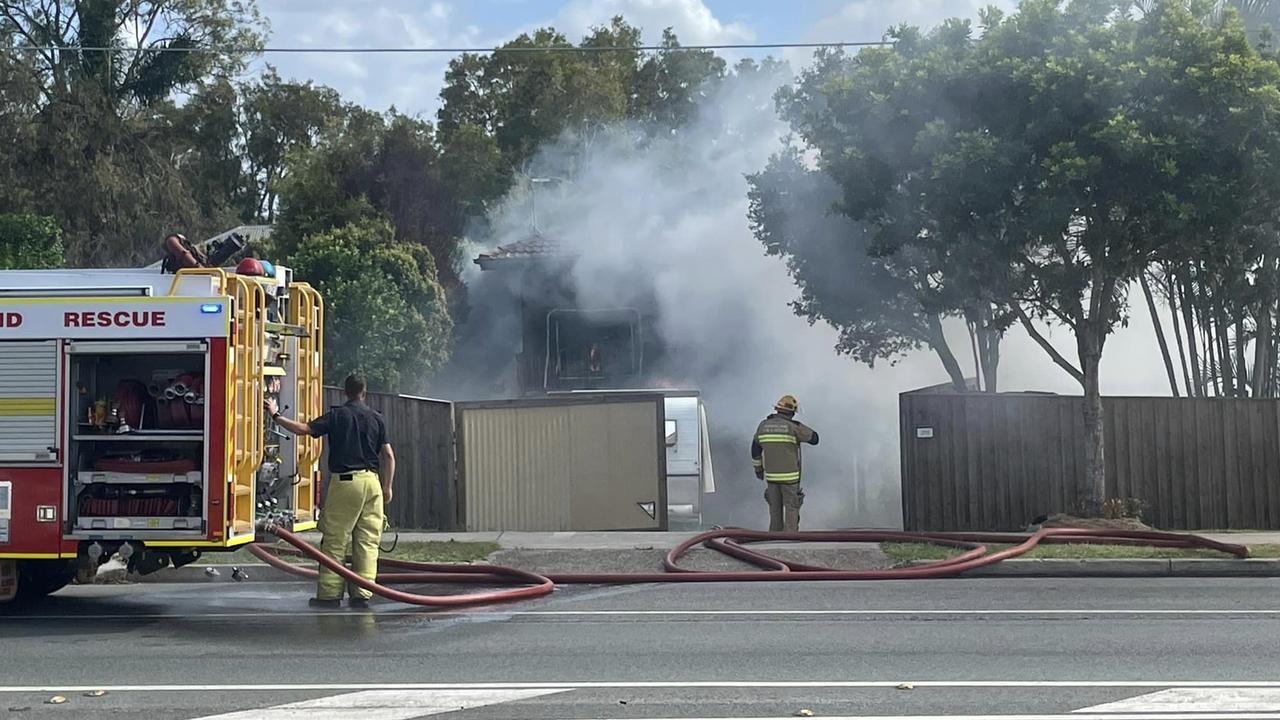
[252,0,1017,117]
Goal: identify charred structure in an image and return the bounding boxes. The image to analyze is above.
[470,235,674,396]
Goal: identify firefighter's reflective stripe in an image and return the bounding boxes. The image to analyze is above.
[753,414,815,487]
[755,433,798,444]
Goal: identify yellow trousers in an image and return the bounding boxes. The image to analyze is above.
[316,469,384,601]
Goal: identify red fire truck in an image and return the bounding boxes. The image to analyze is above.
[0,261,324,603]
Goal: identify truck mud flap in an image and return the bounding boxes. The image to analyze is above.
[0,560,16,603]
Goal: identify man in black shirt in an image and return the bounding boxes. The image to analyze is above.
[267,374,396,609]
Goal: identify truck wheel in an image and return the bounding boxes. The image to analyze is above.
[14,560,75,603]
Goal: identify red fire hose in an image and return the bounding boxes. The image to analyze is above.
[248,524,1250,608]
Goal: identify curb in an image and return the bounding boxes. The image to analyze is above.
[954,558,1280,578]
[133,557,1280,583]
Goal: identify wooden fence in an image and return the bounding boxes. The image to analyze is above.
[900,392,1280,531]
[321,388,458,530]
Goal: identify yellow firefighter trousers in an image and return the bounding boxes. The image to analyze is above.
[765,482,803,532]
[316,470,384,601]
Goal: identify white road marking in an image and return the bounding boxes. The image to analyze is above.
[1077,687,1280,713]
[8,608,1280,620]
[187,689,566,720]
[453,609,1280,616]
[567,715,1280,720]
[6,681,1280,693]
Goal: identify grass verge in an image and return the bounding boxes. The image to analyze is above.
[200,540,500,566]
[881,542,1280,565]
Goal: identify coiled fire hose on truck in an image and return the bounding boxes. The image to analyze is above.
[248,523,1249,608]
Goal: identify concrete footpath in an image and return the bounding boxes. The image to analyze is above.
[300,529,1280,549]
[121,529,1280,583]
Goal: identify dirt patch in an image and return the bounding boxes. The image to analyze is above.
[489,546,892,576]
[1040,513,1152,531]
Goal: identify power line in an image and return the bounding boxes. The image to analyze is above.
[2,40,891,56]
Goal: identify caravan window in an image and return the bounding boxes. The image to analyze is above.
[545,309,641,388]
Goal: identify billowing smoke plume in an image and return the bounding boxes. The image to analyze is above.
[441,66,985,529]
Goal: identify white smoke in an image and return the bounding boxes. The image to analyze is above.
[466,67,935,529]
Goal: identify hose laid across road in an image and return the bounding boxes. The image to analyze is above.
[247,524,1250,608]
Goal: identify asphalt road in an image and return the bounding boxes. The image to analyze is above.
[2,577,1280,718]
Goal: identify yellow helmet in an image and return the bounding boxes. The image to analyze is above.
[774,394,799,414]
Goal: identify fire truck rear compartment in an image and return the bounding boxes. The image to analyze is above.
[66,345,213,540]
[1,267,324,600]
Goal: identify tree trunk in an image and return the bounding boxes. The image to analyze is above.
[1167,272,1195,397]
[1253,256,1275,398]
[1272,326,1280,396]
[1217,309,1234,396]
[1077,262,1111,519]
[1179,272,1205,396]
[979,320,1001,394]
[1193,274,1222,397]
[1079,332,1106,518]
[1271,309,1280,397]
[925,314,969,392]
[1236,319,1249,397]
[967,319,983,392]
[1140,272,1179,396]
[1205,321,1221,396]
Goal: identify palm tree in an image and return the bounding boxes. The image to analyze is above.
[1217,0,1280,29]
[1135,0,1279,32]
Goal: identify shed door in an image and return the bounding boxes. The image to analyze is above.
[0,341,58,462]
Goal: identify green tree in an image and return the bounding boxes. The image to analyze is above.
[779,0,1280,514]
[0,23,37,212]
[774,25,1009,393]
[631,28,726,129]
[981,0,1280,511]
[23,86,232,265]
[275,109,479,291]
[0,0,263,109]
[174,78,244,222]
[288,219,452,392]
[748,146,978,389]
[237,68,348,223]
[1138,0,1280,31]
[0,0,268,265]
[0,212,63,268]
[1133,1,1280,401]
[437,18,726,171]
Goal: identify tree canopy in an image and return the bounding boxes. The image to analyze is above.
[288,219,452,392]
[0,4,731,393]
[769,0,1280,512]
[0,212,62,268]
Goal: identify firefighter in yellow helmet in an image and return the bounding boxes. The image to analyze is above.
[750,394,819,532]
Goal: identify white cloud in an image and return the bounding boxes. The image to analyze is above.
[253,0,483,118]
[248,0,756,116]
[784,0,1019,69]
[554,0,754,44]
[822,0,1018,38]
